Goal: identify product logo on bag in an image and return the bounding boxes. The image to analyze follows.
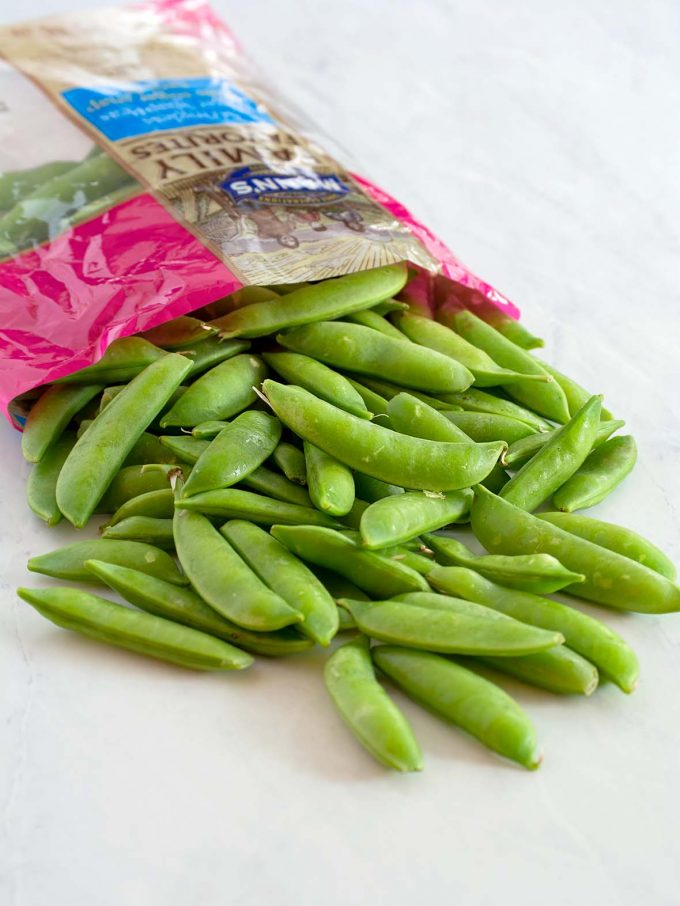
[220,166,350,207]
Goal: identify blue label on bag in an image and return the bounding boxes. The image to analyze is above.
[62,77,274,141]
[221,167,350,205]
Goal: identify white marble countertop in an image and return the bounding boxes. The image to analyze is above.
[1,1,680,904]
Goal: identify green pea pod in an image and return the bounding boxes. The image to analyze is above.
[359,490,472,550]
[387,391,470,442]
[278,321,474,394]
[353,472,405,502]
[262,381,505,492]
[26,432,77,525]
[28,538,187,586]
[340,598,562,655]
[343,308,407,340]
[178,336,252,378]
[304,441,355,517]
[471,486,680,614]
[160,354,266,428]
[442,411,537,445]
[263,351,371,419]
[122,433,180,467]
[18,586,252,671]
[477,649,598,696]
[325,635,423,771]
[537,512,676,582]
[552,435,637,512]
[372,646,542,770]
[221,520,339,646]
[102,516,175,549]
[503,419,625,468]
[108,488,175,525]
[240,465,312,507]
[427,564,638,692]
[448,309,570,423]
[57,337,168,385]
[500,396,602,511]
[345,378,391,420]
[271,525,429,597]
[394,312,549,387]
[271,441,307,484]
[373,298,408,315]
[176,488,340,527]
[84,560,312,657]
[159,436,207,464]
[173,508,302,631]
[479,312,544,350]
[98,463,182,513]
[64,183,139,229]
[533,356,614,420]
[181,411,281,498]
[21,383,103,463]
[421,534,584,594]
[138,316,216,349]
[212,264,408,338]
[388,549,435,575]
[191,420,230,438]
[0,160,77,209]
[438,388,552,433]
[202,286,279,319]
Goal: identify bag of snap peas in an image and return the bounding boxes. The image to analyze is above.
[0,0,516,425]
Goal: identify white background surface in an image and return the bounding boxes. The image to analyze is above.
[2,1,680,904]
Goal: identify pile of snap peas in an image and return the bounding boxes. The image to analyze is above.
[17,262,678,772]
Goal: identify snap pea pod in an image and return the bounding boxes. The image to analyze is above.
[56,355,192,527]
[26,433,77,526]
[84,560,312,657]
[421,534,584,594]
[325,635,423,771]
[240,465,312,507]
[138,316,216,349]
[57,337,167,385]
[279,321,474,394]
[263,381,505,492]
[475,649,598,696]
[108,488,175,525]
[345,378,391,420]
[221,520,339,646]
[304,441,355,517]
[342,309,406,340]
[479,311,544,350]
[271,525,429,597]
[191,420,229,439]
[537,512,676,582]
[22,383,103,463]
[359,490,472,550]
[176,488,340,527]
[181,411,281,498]
[388,549,435,575]
[353,472,404,502]
[438,388,552,433]
[201,286,279,320]
[471,486,680,614]
[442,411,537,445]
[28,538,187,586]
[98,463,181,513]
[447,309,571,423]
[500,395,602,512]
[0,160,76,210]
[160,354,266,427]
[262,351,371,419]
[102,517,175,549]
[121,433,180,467]
[372,646,542,769]
[64,183,139,228]
[178,336,252,378]
[159,435,208,464]
[427,565,639,692]
[394,312,549,387]
[212,264,408,338]
[503,419,626,468]
[18,586,252,672]
[533,356,614,421]
[340,598,563,655]
[337,497,371,530]
[271,441,307,484]
[373,299,409,315]
[173,508,302,631]
[552,435,637,512]
[387,391,470,442]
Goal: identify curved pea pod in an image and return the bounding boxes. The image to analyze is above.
[343,308,406,340]
[353,472,404,502]
[262,351,371,419]
[500,396,602,512]
[345,378,391,419]
[471,486,680,614]
[552,435,637,512]
[271,441,307,484]
[387,390,469,441]
[178,336,252,378]
[304,441,355,517]
[240,465,312,507]
[102,516,175,549]
[191,420,229,439]
[438,388,552,433]
[21,383,103,463]
[181,411,281,498]
[26,433,76,526]
[339,598,563,656]
[395,311,549,387]
[108,488,175,525]
[503,418,625,468]
[372,646,541,769]
[448,309,570,423]
[221,520,339,646]
[476,310,544,350]
[538,511,676,582]
[160,354,266,428]
[427,564,639,692]
[359,490,472,550]
[176,488,340,527]
[421,534,584,594]
[212,264,408,338]
[278,321,473,394]
[388,549,435,575]
[325,636,423,771]
[56,337,168,385]
[533,356,614,420]
[159,436,207,464]
[18,586,252,671]
[173,508,302,631]
[442,411,537,445]
[28,538,187,586]
[262,381,505,492]
[477,649,598,696]
[84,559,312,658]
[98,463,182,513]
[138,316,216,349]
[0,160,76,209]
[271,525,429,597]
